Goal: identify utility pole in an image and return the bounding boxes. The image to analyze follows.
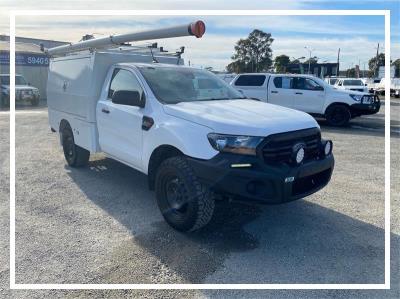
[375,43,379,77]
[304,46,314,75]
[337,48,340,76]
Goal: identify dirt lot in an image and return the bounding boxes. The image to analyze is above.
[0,99,399,298]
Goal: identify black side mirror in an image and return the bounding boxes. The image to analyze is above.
[112,90,145,108]
[28,82,31,86]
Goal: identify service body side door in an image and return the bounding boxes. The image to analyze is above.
[290,77,325,113]
[96,67,145,171]
[267,75,294,108]
[232,74,268,101]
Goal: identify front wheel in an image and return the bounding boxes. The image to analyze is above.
[155,156,215,232]
[30,97,39,106]
[325,104,351,127]
[61,125,90,167]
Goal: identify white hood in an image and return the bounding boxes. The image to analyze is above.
[330,86,369,96]
[163,99,318,136]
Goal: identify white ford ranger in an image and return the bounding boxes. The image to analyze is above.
[47,23,334,232]
[231,73,380,126]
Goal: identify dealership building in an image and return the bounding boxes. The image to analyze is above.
[0,35,68,100]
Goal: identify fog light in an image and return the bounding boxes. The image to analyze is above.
[295,147,305,164]
[324,140,333,156]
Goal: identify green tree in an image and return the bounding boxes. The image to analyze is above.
[274,54,290,73]
[346,67,356,78]
[227,29,274,73]
[392,58,400,77]
[303,56,318,64]
[368,53,385,76]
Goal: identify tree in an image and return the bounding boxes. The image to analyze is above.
[303,56,318,64]
[226,29,273,73]
[393,58,400,77]
[368,53,385,76]
[274,54,290,73]
[346,67,356,78]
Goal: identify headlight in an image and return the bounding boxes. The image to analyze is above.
[33,89,40,95]
[207,133,263,156]
[349,94,362,102]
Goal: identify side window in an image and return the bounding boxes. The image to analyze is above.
[293,78,323,91]
[108,68,143,99]
[234,75,266,86]
[273,76,293,89]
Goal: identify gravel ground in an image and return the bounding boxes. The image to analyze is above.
[0,100,399,298]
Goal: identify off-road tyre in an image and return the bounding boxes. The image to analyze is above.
[325,104,351,127]
[30,97,40,106]
[61,125,90,167]
[155,156,215,232]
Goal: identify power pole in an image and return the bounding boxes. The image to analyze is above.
[375,43,379,77]
[337,48,340,76]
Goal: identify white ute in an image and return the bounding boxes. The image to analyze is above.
[231,73,380,126]
[47,22,334,231]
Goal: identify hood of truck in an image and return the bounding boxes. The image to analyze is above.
[3,85,38,91]
[163,99,318,136]
[330,86,369,96]
[15,85,38,91]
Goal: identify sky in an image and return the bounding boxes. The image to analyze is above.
[0,0,399,71]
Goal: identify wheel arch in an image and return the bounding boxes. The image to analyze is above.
[147,145,184,190]
[324,102,351,115]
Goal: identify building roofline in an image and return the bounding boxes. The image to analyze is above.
[0,34,69,44]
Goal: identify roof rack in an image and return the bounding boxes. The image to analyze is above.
[45,20,205,57]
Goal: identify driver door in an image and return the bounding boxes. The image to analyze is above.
[291,77,325,113]
[97,68,145,171]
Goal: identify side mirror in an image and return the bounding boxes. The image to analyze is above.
[365,83,368,86]
[112,90,145,108]
[28,82,31,86]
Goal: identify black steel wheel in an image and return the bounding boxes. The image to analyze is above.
[61,125,90,167]
[325,104,351,127]
[155,156,215,232]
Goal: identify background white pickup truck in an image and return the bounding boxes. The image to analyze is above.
[231,73,380,126]
[334,78,369,93]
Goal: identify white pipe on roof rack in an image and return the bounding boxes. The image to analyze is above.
[46,20,205,56]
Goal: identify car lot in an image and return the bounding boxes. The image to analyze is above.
[0,100,399,298]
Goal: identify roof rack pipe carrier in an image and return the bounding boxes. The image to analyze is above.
[46,20,205,56]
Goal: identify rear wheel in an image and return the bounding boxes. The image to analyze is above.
[325,104,351,126]
[155,156,215,232]
[61,125,90,167]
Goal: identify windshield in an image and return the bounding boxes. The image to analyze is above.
[138,66,245,104]
[0,75,27,85]
[343,79,363,86]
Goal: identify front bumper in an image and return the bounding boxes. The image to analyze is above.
[15,92,39,102]
[187,153,334,204]
[350,95,380,116]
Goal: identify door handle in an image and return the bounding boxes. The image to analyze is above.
[102,108,110,114]
[271,91,278,94]
[295,92,303,95]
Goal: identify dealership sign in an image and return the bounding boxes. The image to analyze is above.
[0,51,49,66]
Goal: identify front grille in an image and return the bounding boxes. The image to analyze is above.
[259,128,321,164]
